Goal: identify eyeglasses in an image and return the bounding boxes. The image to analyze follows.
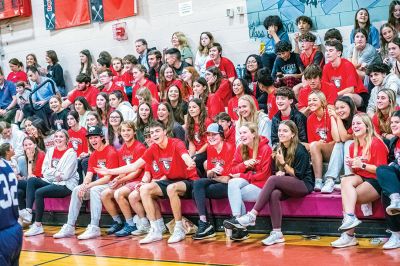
[246,60,257,64]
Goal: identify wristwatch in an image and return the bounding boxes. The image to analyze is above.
[361,163,367,170]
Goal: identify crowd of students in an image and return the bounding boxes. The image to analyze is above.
[1,2,400,256]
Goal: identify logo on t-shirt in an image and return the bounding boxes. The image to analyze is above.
[194,132,201,143]
[52,159,60,168]
[97,160,106,168]
[316,128,328,141]
[211,159,225,167]
[152,160,160,173]
[123,155,133,165]
[395,148,400,165]
[281,64,297,74]
[71,139,80,150]
[331,76,342,89]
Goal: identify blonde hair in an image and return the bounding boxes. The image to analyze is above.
[376,89,396,134]
[240,122,260,161]
[352,113,382,160]
[136,87,153,104]
[308,90,327,109]
[172,31,190,48]
[237,95,260,127]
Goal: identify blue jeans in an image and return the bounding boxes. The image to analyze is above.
[324,140,353,180]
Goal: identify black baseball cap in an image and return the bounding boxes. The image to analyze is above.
[86,126,104,137]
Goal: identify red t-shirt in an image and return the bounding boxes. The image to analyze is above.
[228,95,259,121]
[207,94,225,120]
[224,124,236,146]
[322,58,367,94]
[141,138,198,180]
[207,142,235,176]
[119,140,147,180]
[300,48,325,68]
[33,150,46,177]
[281,115,290,121]
[68,127,89,156]
[121,72,134,88]
[51,148,67,168]
[131,79,159,106]
[144,162,164,181]
[297,81,338,109]
[88,145,119,178]
[102,82,128,101]
[267,91,279,120]
[113,73,126,87]
[68,86,99,107]
[307,109,333,143]
[7,71,28,83]
[206,57,237,80]
[349,137,388,179]
[192,119,212,151]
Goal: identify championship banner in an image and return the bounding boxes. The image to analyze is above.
[0,0,32,20]
[90,0,136,22]
[44,0,90,30]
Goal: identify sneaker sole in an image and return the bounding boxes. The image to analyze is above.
[53,234,75,239]
[262,238,285,246]
[338,220,362,231]
[230,235,249,241]
[331,241,358,248]
[223,220,245,230]
[25,231,44,237]
[383,243,400,249]
[321,188,334,194]
[192,232,216,240]
[386,207,400,216]
[139,237,163,244]
[77,234,101,240]
[132,231,148,236]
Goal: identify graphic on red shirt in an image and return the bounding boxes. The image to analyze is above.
[141,138,198,180]
[207,142,235,176]
[307,110,333,142]
[68,127,88,156]
[192,119,212,151]
[119,140,146,166]
[322,58,367,94]
[51,148,67,168]
[88,145,119,178]
[395,139,400,165]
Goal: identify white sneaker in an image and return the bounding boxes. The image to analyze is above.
[386,199,400,216]
[314,179,323,192]
[334,184,341,191]
[53,224,76,238]
[331,233,358,248]
[132,223,150,236]
[139,227,163,244]
[77,225,101,240]
[159,222,167,234]
[321,178,335,194]
[167,226,186,244]
[338,215,361,231]
[19,209,32,224]
[237,212,256,227]
[24,223,44,237]
[383,232,400,250]
[261,231,285,246]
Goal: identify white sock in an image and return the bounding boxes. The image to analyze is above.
[112,215,122,224]
[125,217,134,226]
[175,220,183,229]
[389,193,400,201]
[140,217,150,227]
[150,220,159,232]
[156,218,164,228]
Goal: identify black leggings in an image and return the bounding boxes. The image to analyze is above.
[194,152,207,178]
[376,165,400,231]
[26,178,71,222]
[17,180,27,210]
[253,175,310,229]
[192,179,228,216]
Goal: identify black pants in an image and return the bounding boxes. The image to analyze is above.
[192,178,228,216]
[376,165,400,231]
[77,156,89,184]
[261,53,276,71]
[25,178,71,222]
[194,152,207,178]
[17,180,27,210]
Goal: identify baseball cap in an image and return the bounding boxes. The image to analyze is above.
[206,123,224,135]
[86,126,104,137]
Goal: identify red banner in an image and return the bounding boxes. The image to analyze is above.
[0,0,32,20]
[54,0,90,30]
[90,0,136,22]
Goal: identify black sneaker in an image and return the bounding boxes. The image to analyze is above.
[223,217,242,230]
[106,222,124,235]
[230,228,249,241]
[192,220,216,240]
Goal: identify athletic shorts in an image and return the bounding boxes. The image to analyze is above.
[362,177,382,194]
[155,179,193,199]
[0,223,23,266]
[125,181,141,192]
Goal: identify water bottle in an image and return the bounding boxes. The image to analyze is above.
[236,64,242,79]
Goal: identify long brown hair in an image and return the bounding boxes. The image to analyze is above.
[376,89,397,134]
[206,66,223,93]
[276,120,299,171]
[187,98,207,142]
[159,64,177,100]
[239,122,260,161]
[23,137,41,174]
